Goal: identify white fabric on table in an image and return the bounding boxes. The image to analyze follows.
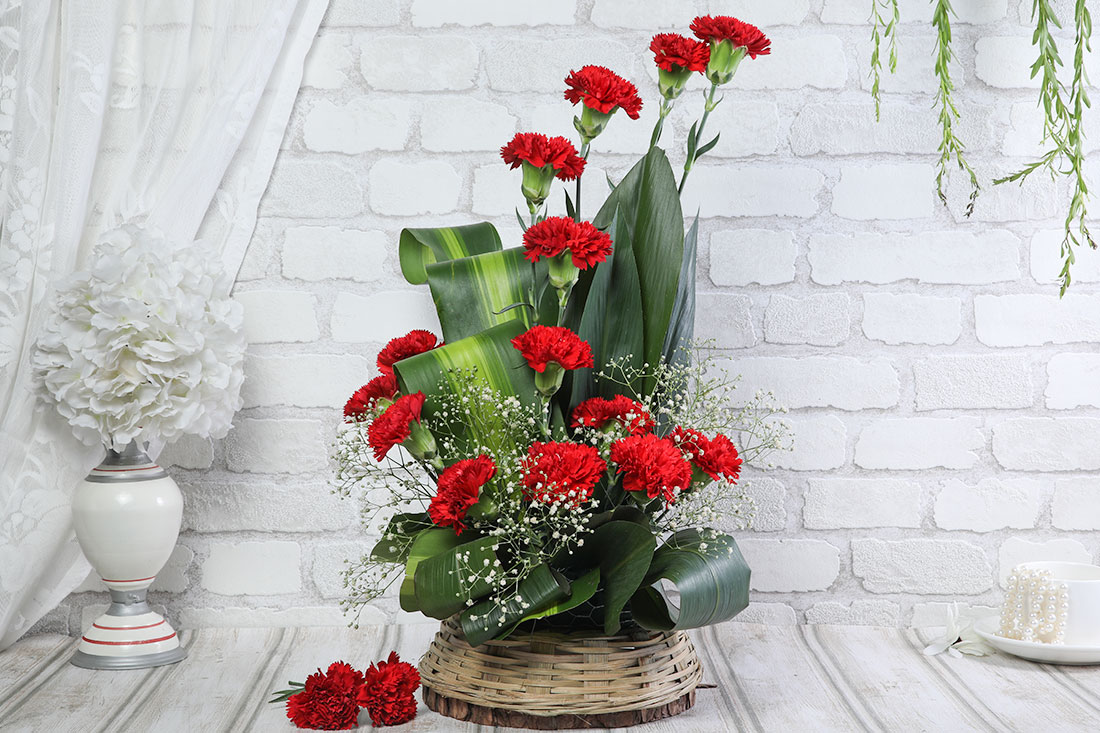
[0,0,329,650]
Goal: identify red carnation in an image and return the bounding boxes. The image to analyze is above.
[357,652,420,727]
[377,330,440,376]
[521,441,606,507]
[672,427,743,483]
[368,392,426,462]
[572,395,655,435]
[501,132,587,181]
[610,433,693,504]
[522,217,613,270]
[564,65,643,119]
[285,661,364,731]
[344,374,399,422]
[429,455,496,534]
[690,15,771,58]
[650,33,710,73]
[511,325,593,373]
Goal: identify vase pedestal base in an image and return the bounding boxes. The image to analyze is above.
[70,589,186,670]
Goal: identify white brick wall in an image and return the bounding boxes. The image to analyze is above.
[52,1,1100,636]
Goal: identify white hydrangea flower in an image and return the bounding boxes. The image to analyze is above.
[32,223,245,450]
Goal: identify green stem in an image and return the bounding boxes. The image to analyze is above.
[649,98,673,149]
[678,82,720,195]
[575,141,590,222]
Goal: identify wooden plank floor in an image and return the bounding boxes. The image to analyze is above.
[2,623,1099,732]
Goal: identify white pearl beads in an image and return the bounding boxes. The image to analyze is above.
[999,566,1069,644]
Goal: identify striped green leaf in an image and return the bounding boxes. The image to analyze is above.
[413,537,498,619]
[398,528,466,612]
[425,247,540,343]
[393,320,537,462]
[459,564,578,647]
[662,214,698,368]
[628,529,750,631]
[399,222,503,285]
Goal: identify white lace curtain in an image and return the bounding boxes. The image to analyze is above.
[0,0,328,649]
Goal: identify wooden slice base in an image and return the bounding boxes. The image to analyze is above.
[423,686,696,730]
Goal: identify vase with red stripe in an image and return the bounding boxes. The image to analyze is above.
[70,441,186,669]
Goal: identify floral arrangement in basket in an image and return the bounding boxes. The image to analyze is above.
[334,15,788,650]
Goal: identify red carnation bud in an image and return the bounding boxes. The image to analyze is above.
[501,133,587,212]
[564,65,643,143]
[650,33,710,100]
[522,216,613,292]
[690,15,770,85]
[368,392,437,464]
[511,325,594,396]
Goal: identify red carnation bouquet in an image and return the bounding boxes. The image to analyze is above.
[270,655,419,730]
[333,14,788,648]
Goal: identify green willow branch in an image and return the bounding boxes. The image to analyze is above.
[869,0,899,121]
[994,0,1094,295]
[932,0,980,217]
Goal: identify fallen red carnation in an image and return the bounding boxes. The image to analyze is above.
[521,441,606,507]
[358,652,420,727]
[690,15,771,58]
[511,325,594,373]
[522,217,613,270]
[368,392,426,462]
[344,374,399,422]
[500,132,587,181]
[430,454,496,534]
[564,65,643,119]
[377,330,441,376]
[650,33,710,73]
[572,395,655,435]
[285,661,364,731]
[671,427,743,483]
[610,433,693,504]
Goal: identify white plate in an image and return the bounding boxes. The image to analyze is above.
[974,616,1100,665]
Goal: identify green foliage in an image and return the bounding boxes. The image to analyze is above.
[931,0,980,217]
[869,0,899,121]
[413,536,499,619]
[994,0,1094,295]
[459,565,584,646]
[629,529,751,631]
[574,520,657,634]
[399,222,502,285]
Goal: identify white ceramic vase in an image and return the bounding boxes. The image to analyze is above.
[70,442,187,670]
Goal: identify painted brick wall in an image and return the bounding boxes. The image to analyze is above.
[42,0,1100,635]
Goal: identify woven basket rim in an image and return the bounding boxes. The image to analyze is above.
[419,618,703,717]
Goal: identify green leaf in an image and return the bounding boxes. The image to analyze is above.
[661,214,699,369]
[590,147,684,396]
[628,529,750,631]
[459,564,578,647]
[399,222,503,285]
[577,520,656,634]
[399,528,466,613]
[424,247,539,342]
[394,320,538,462]
[413,537,498,619]
[371,512,433,563]
[695,133,721,160]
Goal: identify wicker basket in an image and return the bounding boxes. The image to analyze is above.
[419,618,703,729]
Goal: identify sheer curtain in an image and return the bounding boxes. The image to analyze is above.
[0,0,328,649]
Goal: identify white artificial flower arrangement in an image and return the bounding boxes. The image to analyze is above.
[32,223,246,451]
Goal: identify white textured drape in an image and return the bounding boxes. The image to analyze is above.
[0,0,328,649]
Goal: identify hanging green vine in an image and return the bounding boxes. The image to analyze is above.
[994,0,1093,295]
[931,0,980,217]
[869,0,900,121]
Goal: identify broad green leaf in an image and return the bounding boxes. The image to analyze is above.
[414,537,498,619]
[661,214,699,369]
[628,529,750,631]
[394,320,538,462]
[576,521,656,634]
[399,528,465,612]
[459,564,576,647]
[425,247,538,342]
[371,512,433,563]
[399,222,503,285]
[591,148,684,395]
[567,211,645,406]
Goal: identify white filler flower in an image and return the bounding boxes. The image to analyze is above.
[33,224,245,450]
